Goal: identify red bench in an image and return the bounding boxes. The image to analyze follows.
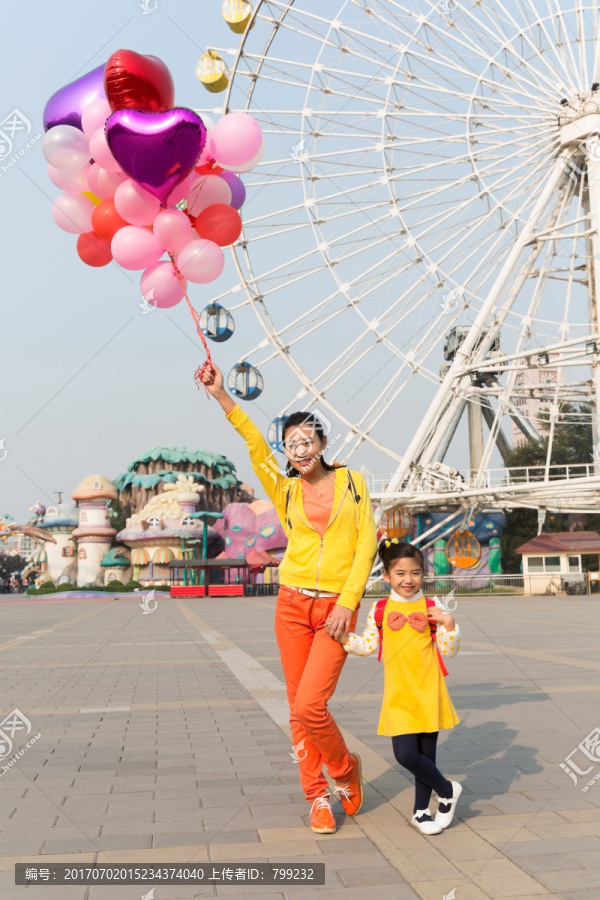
[208,585,245,597]
[170,585,206,597]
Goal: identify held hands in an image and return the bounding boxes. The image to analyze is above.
[427,605,455,632]
[325,603,352,642]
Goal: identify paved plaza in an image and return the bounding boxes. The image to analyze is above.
[0,591,599,899]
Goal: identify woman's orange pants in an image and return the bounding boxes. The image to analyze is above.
[275,585,360,801]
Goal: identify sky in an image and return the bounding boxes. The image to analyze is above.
[1,0,591,525]
[0,0,285,523]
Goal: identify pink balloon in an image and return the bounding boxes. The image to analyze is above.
[187,175,232,216]
[211,113,262,168]
[168,173,193,205]
[111,225,164,270]
[86,163,126,199]
[153,208,192,252]
[52,193,94,234]
[196,134,216,167]
[176,238,224,284]
[89,127,121,171]
[114,179,161,225]
[222,139,265,174]
[140,260,186,308]
[48,162,91,192]
[81,99,112,136]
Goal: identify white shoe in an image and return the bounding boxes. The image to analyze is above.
[412,808,443,835]
[435,780,463,828]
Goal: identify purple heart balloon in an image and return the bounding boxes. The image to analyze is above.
[44,64,106,132]
[105,107,206,206]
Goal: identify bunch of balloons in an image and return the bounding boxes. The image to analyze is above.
[42,50,264,309]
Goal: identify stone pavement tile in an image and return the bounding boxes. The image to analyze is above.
[337,865,408,887]
[467,812,564,830]
[570,848,600,866]
[503,836,600,857]
[316,837,381,855]
[516,852,586,873]
[417,831,498,861]
[259,826,363,844]
[248,803,306,818]
[0,839,45,855]
[562,893,600,900]
[535,868,600,893]
[471,857,555,896]
[0,888,89,900]
[280,885,420,899]
[403,848,466,883]
[561,807,600,822]
[481,827,540,844]
[210,840,322,861]
[528,820,600,839]
[410,883,491,900]
[150,831,209,848]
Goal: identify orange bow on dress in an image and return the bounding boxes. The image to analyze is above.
[386,610,429,633]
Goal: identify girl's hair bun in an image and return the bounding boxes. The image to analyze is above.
[378,538,424,572]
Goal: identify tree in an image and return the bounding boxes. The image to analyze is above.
[0,553,27,580]
[107,497,127,535]
[500,403,594,573]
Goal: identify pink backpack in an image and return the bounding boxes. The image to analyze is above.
[373,596,449,676]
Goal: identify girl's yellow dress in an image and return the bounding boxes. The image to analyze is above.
[345,593,460,737]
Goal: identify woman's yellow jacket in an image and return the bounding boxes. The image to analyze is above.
[226,404,377,611]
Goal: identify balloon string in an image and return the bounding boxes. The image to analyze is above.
[168,252,213,396]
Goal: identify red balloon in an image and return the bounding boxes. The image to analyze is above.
[194,162,224,176]
[104,50,175,113]
[194,204,242,247]
[77,232,113,267]
[92,200,128,240]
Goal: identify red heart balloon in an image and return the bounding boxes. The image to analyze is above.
[104,50,175,113]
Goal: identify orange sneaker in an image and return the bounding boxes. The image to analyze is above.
[310,794,337,833]
[334,752,363,816]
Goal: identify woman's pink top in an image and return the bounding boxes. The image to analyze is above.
[300,475,336,536]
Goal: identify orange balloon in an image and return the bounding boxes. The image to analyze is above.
[77,232,113,267]
[92,200,128,241]
[194,203,242,246]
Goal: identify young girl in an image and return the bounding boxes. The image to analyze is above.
[201,364,377,835]
[337,539,462,834]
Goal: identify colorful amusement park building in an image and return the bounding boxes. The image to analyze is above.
[27,445,288,589]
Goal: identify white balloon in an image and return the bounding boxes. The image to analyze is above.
[42,125,90,170]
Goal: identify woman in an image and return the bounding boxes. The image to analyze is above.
[202,365,377,834]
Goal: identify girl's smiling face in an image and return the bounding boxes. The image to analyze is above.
[383,556,423,598]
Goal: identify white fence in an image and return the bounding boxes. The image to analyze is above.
[367,463,599,496]
[365,573,588,597]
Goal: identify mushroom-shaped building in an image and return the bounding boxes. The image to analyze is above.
[113,446,238,520]
[116,473,224,585]
[35,502,79,584]
[72,475,118,587]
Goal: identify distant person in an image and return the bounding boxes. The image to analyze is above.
[202,364,377,834]
[335,539,463,834]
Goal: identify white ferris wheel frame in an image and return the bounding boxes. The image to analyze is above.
[209,0,600,518]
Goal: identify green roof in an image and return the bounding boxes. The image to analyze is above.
[101,548,130,567]
[113,447,238,494]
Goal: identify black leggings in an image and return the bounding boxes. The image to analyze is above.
[392,732,452,813]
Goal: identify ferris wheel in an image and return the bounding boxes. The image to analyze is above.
[200,0,600,519]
